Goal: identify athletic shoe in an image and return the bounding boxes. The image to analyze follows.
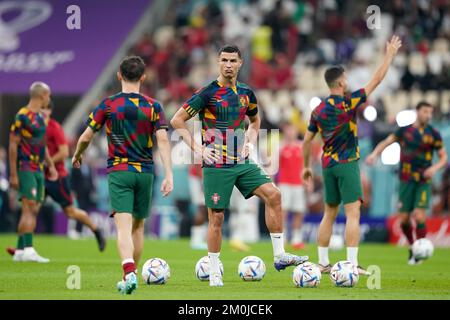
[318,263,332,273]
[21,248,50,263]
[357,265,372,276]
[117,280,125,293]
[12,249,23,262]
[118,272,137,295]
[209,273,223,287]
[408,258,423,265]
[94,228,106,252]
[407,249,422,265]
[274,252,309,271]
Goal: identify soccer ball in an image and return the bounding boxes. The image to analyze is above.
[292,262,321,288]
[195,256,224,281]
[330,261,359,287]
[142,258,170,285]
[238,256,266,281]
[412,238,434,260]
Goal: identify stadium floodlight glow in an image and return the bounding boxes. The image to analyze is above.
[363,105,377,122]
[381,142,400,165]
[396,110,417,127]
[309,97,321,110]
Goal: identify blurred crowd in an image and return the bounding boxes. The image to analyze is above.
[116,0,450,215]
[1,0,450,236]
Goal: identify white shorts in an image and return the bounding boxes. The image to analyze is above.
[189,176,205,206]
[279,184,306,213]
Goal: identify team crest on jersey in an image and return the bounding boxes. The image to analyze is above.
[211,193,221,205]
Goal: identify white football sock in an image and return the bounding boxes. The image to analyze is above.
[270,233,285,258]
[208,252,221,276]
[347,247,358,266]
[318,246,330,266]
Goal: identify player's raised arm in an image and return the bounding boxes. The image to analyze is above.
[72,126,95,168]
[366,133,397,165]
[364,35,402,97]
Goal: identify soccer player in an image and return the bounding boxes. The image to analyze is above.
[366,101,447,264]
[72,56,173,294]
[278,122,307,250]
[6,101,106,256]
[171,45,308,287]
[302,36,402,275]
[42,101,106,250]
[8,82,58,263]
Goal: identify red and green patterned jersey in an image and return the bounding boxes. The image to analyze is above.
[182,80,258,168]
[10,107,47,172]
[87,92,168,173]
[394,124,444,183]
[308,89,367,168]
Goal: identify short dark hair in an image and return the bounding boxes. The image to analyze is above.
[415,101,433,110]
[324,65,345,88]
[218,44,241,59]
[119,56,146,82]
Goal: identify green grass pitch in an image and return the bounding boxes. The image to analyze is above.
[0,235,449,300]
